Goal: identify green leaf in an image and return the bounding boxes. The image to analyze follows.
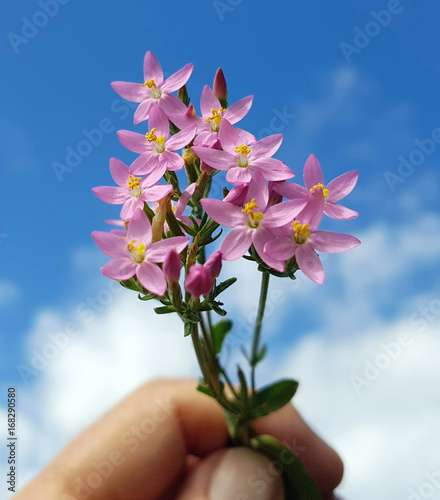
[211,303,227,316]
[250,379,299,419]
[137,292,155,301]
[250,435,322,500]
[211,320,232,354]
[120,277,143,292]
[196,379,212,397]
[254,344,267,364]
[154,305,176,315]
[180,310,200,324]
[214,277,237,297]
[184,322,192,337]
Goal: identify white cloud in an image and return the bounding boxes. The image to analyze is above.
[0,280,21,309]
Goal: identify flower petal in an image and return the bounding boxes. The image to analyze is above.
[117,130,149,154]
[130,154,164,177]
[219,119,256,154]
[250,158,294,181]
[147,236,190,262]
[246,171,268,211]
[92,231,127,259]
[141,183,173,202]
[167,124,197,151]
[143,51,164,86]
[92,186,128,205]
[111,82,147,103]
[161,63,194,93]
[265,237,296,262]
[250,134,283,159]
[326,170,359,202]
[224,95,253,124]
[296,245,324,284]
[109,158,130,186]
[137,261,167,296]
[120,198,143,220]
[149,106,170,138]
[102,258,137,281]
[220,227,253,260]
[303,154,324,189]
[200,85,220,118]
[127,208,152,244]
[175,183,196,219]
[264,198,308,227]
[310,231,361,253]
[226,167,252,185]
[324,202,358,220]
[158,94,188,115]
[161,150,185,171]
[273,181,308,200]
[191,146,235,171]
[134,99,154,124]
[252,227,285,272]
[201,199,244,228]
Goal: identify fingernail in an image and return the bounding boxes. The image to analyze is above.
[209,447,284,500]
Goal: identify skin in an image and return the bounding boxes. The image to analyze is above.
[14,379,343,500]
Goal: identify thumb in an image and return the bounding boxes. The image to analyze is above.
[176,446,285,500]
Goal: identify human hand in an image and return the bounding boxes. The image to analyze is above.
[14,379,343,500]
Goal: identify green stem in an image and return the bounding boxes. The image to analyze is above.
[250,270,270,393]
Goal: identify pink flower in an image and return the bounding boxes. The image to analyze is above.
[265,216,361,284]
[274,154,359,222]
[92,158,172,221]
[92,209,189,296]
[118,107,196,177]
[169,85,253,148]
[111,51,193,124]
[192,120,294,185]
[204,250,223,279]
[201,173,307,271]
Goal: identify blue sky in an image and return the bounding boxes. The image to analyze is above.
[1,1,440,498]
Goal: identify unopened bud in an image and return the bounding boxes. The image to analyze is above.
[183,147,198,165]
[204,251,222,279]
[185,265,214,297]
[213,68,228,107]
[163,249,181,283]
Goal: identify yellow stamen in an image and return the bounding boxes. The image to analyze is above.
[126,239,137,253]
[127,175,141,190]
[156,135,165,145]
[234,144,251,156]
[242,198,259,215]
[310,183,329,198]
[293,221,311,244]
[142,79,156,89]
[204,108,223,125]
[136,243,146,256]
[146,128,157,142]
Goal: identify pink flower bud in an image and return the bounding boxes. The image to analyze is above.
[204,251,222,279]
[268,181,283,206]
[223,183,248,206]
[163,249,181,283]
[213,68,227,101]
[185,265,214,297]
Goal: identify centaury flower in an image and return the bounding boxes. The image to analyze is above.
[92,209,189,296]
[201,173,307,271]
[118,107,196,177]
[92,158,172,220]
[111,51,193,124]
[265,216,360,284]
[193,120,294,184]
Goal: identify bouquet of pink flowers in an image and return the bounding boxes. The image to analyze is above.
[92,51,360,498]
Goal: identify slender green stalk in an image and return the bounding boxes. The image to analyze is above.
[250,270,270,392]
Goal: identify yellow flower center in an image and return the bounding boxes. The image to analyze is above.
[293,221,311,245]
[127,175,142,197]
[242,198,263,228]
[146,128,166,153]
[234,144,251,155]
[142,79,156,89]
[126,239,146,263]
[310,183,329,198]
[204,108,224,132]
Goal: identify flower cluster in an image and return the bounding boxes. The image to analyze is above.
[92,51,360,304]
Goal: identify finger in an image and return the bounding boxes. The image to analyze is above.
[15,379,229,500]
